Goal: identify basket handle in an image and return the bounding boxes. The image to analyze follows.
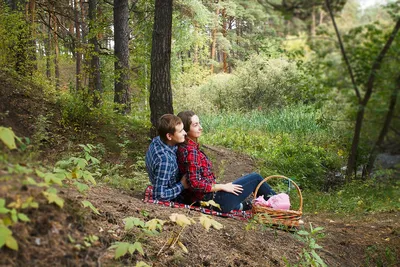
[253,175,303,213]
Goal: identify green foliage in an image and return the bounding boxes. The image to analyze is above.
[0,127,17,149]
[98,155,149,192]
[109,212,223,263]
[69,234,100,251]
[304,178,400,214]
[0,139,102,253]
[31,115,52,148]
[0,225,18,251]
[42,187,64,208]
[185,55,320,112]
[0,5,33,75]
[110,241,145,259]
[293,224,327,267]
[365,245,398,267]
[109,216,161,261]
[81,200,100,215]
[200,107,344,189]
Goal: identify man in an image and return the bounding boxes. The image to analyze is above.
[145,114,189,201]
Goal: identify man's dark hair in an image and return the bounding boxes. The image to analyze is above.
[158,114,183,142]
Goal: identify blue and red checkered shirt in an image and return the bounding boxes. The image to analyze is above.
[145,136,184,200]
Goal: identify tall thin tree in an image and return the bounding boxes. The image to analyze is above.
[114,0,131,114]
[74,0,82,91]
[149,0,174,137]
[88,0,102,106]
[326,0,400,179]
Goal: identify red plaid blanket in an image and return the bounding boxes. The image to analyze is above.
[143,185,252,221]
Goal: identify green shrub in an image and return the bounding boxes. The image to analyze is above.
[174,55,320,112]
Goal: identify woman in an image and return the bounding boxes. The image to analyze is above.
[177,111,276,213]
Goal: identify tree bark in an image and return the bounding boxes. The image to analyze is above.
[210,5,219,74]
[45,10,51,79]
[193,22,199,64]
[365,74,400,176]
[114,0,131,114]
[52,3,60,90]
[346,18,400,179]
[149,0,173,137]
[327,0,400,180]
[319,8,324,25]
[222,8,228,73]
[27,0,37,72]
[89,0,102,106]
[74,0,82,91]
[311,5,316,38]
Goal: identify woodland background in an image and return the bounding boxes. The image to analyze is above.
[0,0,399,266]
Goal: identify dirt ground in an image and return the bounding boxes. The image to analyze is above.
[1,145,399,266]
[0,70,399,266]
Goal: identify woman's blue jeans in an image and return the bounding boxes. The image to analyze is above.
[213,172,276,213]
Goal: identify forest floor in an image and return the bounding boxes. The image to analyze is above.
[0,71,399,266]
[1,144,399,266]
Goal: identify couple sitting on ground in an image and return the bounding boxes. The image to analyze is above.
[145,111,276,213]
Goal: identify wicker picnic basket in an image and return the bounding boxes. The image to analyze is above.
[252,175,303,227]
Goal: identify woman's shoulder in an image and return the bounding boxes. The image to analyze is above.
[177,142,196,153]
[177,143,188,152]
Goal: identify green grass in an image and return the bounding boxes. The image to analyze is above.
[303,178,400,214]
[197,105,400,215]
[201,105,328,135]
[199,105,345,189]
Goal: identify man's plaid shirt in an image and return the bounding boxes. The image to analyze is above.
[145,136,184,200]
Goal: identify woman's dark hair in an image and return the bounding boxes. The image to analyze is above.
[177,111,195,133]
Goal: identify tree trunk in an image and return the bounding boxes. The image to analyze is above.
[27,0,37,72]
[74,0,82,91]
[346,18,400,178]
[89,0,102,106]
[149,0,173,137]
[194,23,199,64]
[311,6,316,38]
[365,74,400,176]
[45,12,51,79]
[210,5,219,74]
[319,8,324,25]
[79,0,88,87]
[222,8,228,73]
[52,3,60,89]
[114,0,131,114]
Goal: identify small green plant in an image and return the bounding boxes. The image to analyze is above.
[365,245,398,266]
[0,196,37,251]
[31,115,51,147]
[109,206,223,264]
[0,127,18,150]
[0,126,28,152]
[109,216,163,260]
[68,234,99,250]
[293,223,327,267]
[81,200,100,215]
[0,224,18,251]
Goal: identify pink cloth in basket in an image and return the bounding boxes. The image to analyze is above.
[254,193,290,210]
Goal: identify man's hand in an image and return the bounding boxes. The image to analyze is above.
[221,182,243,195]
[180,175,190,189]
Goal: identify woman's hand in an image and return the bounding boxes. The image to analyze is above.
[221,182,243,195]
